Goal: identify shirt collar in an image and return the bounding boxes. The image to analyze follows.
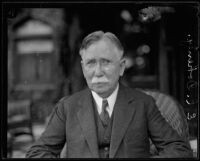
[91,83,119,117]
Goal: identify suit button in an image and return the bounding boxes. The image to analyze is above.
[104,147,109,151]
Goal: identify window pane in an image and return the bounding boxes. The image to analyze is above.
[17,40,54,54]
[19,55,36,83]
[38,55,52,82]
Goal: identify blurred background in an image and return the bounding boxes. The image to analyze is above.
[4,2,199,158]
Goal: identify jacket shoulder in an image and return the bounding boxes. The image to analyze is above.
[56,88,89,108]
[122,85,155,102]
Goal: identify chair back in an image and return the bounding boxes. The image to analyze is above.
[141,89,189,139]
[7,99,34,138]
[140,89,190,156]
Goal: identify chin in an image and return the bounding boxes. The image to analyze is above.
[91,86,107,94]
[93,87,107,94]
[93,87,113,98]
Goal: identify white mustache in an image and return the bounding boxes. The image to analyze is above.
[91,77,109,84]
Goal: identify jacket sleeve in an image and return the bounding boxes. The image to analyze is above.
[146,97,193,158]
[26,99,66,158]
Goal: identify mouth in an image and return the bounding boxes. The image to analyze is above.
[93,82,108,85]
[92,82,108,87]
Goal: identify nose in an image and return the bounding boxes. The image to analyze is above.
[94,63,104,77]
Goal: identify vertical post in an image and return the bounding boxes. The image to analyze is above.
[158,19,169,94]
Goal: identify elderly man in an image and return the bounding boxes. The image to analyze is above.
[26,31,193,158]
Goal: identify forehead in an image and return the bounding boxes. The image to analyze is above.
[82,38,121,60]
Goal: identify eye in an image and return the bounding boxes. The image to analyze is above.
[101,59,111,65]
[87,60,95,64]
[85,59,96,67]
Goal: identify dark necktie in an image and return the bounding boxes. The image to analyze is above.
[100,99,110,127]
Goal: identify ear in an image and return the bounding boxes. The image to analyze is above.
[80,60,83,67]
[80,60,84,72]
[119,58,126,76]
[81,60,86,79]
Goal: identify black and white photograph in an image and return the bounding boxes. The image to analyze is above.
[1,0,199,159]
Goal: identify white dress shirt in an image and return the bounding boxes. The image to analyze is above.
[91,84,119,117]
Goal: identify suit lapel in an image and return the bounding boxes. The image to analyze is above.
[109,85,136,158]
[77,89,99,158]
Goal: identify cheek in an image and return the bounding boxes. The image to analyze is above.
[83,68,93,81]
[105,66,120,79]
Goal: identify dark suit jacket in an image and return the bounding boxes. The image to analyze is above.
[26,84,193,158]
